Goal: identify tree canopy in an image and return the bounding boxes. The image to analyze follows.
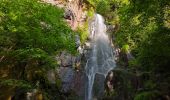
[0,0,76,68]
[0,0,76,99]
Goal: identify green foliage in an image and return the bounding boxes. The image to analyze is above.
[77,22,89,44]
[112,0,170,98]
[115,0,170,51]
[87,7,95,17]
[0,0,76,55]
[96,1,110,16]
[0,0,76,99]
[12,48,57,69]
[0,79,32,89]
[121,44,129,53]
[85,0,100,7]
[144,80,156,90]
[55,79,62,90]
[134,91,158,100]
[138,27,170,71]
[128,59,138,68]
[0,0,76,68]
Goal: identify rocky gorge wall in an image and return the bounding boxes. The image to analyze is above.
[43,0,87,30]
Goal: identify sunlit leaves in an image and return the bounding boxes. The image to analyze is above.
[86,0,100,7]
[0,0,76,54]
[130,14,142,26]
[0,0,76,75]
[96,1,110,16]
[163,6,170,28]
[122,44,130,53]
[112,0,130,6]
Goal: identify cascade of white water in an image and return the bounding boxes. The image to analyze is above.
[85,14,116,100]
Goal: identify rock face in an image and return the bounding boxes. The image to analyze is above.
[43,0,87,30]
[75,35,81,48]
[58,67,74,92]
[107,25,115,33]
[93,74,105,99]
[56,48,86,98]
[65,0,86,30]
[58,66,86,99]
[104,69,141,100]
[60,51,74,67]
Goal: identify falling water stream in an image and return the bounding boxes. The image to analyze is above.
[85,14,116,100]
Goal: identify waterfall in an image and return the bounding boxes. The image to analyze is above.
[85,14,116,100]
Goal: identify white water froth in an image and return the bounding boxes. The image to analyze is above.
[85,14,116,100]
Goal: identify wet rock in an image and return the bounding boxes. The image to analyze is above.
[57,66,86,99]
[72,71,86,99]
[114,47,121,61]
[75,35,81,48]
[58,67,74,93]
[77,46,83,54]
[93,73,105,99]
[74,55,82,70]
[107,25,115,33]
[59,51,83,69]
[84,42,91,49]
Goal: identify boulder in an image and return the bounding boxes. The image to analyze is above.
[107,25,115,33]
[58,67,74,93]
[60,51,73,67]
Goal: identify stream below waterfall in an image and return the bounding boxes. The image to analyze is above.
[85,14,116,100]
